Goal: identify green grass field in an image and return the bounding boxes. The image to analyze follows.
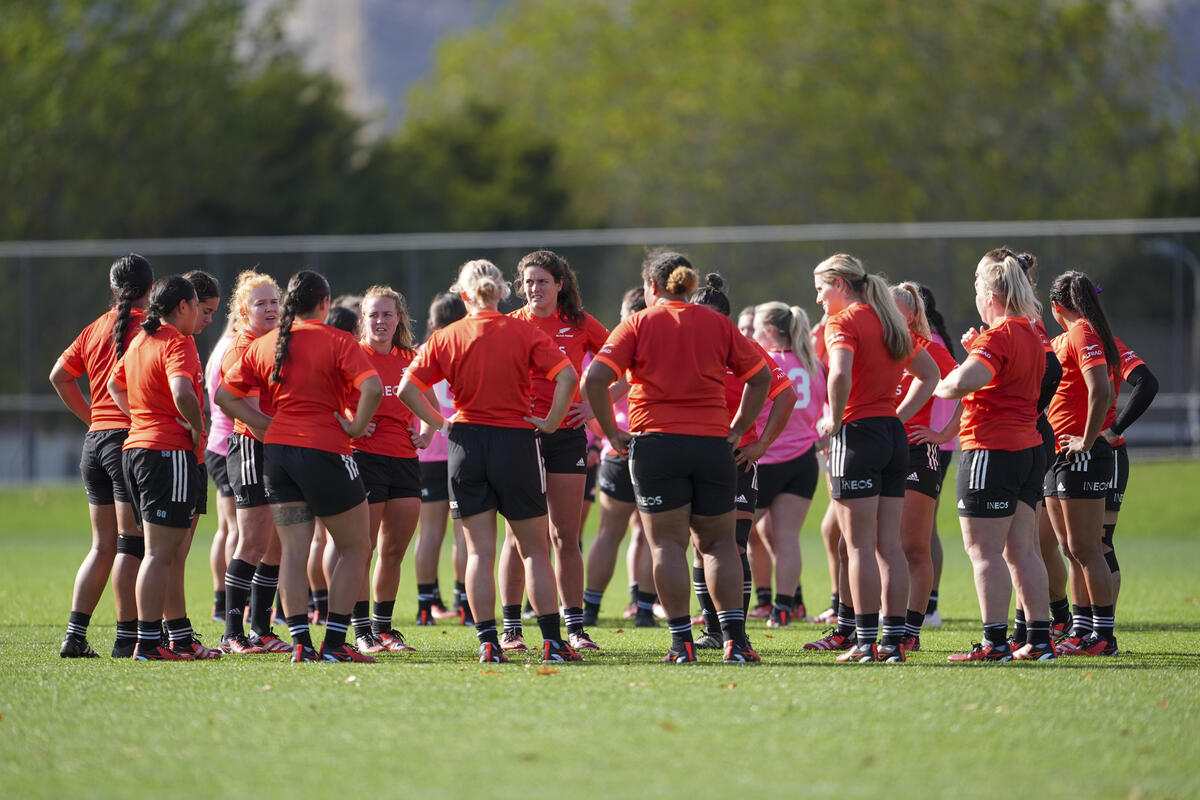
[2,460,1199,799]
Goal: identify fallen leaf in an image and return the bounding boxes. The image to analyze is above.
[1159,700,1169,709]
[659,721,676,731]
[723,683,738,689]
[614,629,624,634]
[0,713,4,722]
[261,685,273,692]
[480,669,501,674]
[763,634,775,639]
[535,666,558,675]
[1085,673,1094,679]
[344,675,357,683]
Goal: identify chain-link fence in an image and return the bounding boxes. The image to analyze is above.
[3,218,1199,482]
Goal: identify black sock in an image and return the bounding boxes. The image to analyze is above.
[454,580,467,609]
[628,582,638,605]
[66,611,90,640]
[773,593,794,613]
[475,619,499,646]
[536,612,562,643]
[223,558,257,637]
[741,554,752,614]
[1070,604,1094,637]
[668,615,693,647]
[718,609,747,646]
[1013,608,1027,645]
[249,562,279,636]
[1102,523,1119,573]
[431,582,445,609]
[755,586,772,608]
[417,583,435,614]
[693,565,720,634]
[213,589,226,616]
[1092,604,1115,640]
[563,606,584,636]
[351,600,371,639]
[925,590,939,615]
[880,615,905,646]
[583,589,603,617]
[286,614,313,648]
[372,600,395,634]
[1050,597,1071,626]
[905,608,924,638]
[324,612,351,649]
[165,617,192,645]
[274,593,285,622]
[635,591,656,620]
[522,599,533,616]
[837,602,856,637]
[830,592,839,613]
[855,612,879,645]
[137,620,160,651]
[984,623,1008,649]
[313,588,329,616]
[792,585,805,611]
[1028,619,1052,647]
[116,620,138,645]
[502,604,523,634]
[308,588,315,613]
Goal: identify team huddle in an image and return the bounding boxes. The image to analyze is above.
[51,246,1155,664]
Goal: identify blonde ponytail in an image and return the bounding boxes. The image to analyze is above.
[890,282,930,340]
[451,259,511,308]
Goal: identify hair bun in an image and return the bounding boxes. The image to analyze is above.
[705,272,725,291]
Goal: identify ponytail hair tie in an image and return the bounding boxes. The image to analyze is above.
[1095,285,1102,295]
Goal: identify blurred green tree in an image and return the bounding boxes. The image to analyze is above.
[408,0,1197,227]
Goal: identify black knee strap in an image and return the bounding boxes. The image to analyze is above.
[1102,524,1118,573]
[117,534,145,559]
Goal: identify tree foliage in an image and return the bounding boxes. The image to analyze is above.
[0,0,574,240]
[409,0,1198,227]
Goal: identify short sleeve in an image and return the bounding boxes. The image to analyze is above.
[825,314,857,354]
[529,327,571,380]
[966,327,1005,378]
[727,322,766,382]
[222,347,263,399]
[337,335,377,389]
[59,330,88,378]
[164,335,200,381]
[584,314,610,355]
[1070,324,1108,372]
[111,354,127,389]
[1116,339,1144,380]
[595,317,637,376]
[405,332,446,391]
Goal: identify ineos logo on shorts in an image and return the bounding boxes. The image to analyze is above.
[1082,481,1108,492]
[1112,491,1124,503]
[986,501,1010,510]
[639,495,664,506]
[599,477,616,491]
[840,478,873,491]
[449,500,458,510]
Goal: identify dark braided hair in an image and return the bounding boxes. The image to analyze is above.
[515,250,587,328]
[109,254,154,357]
[916,284,956,359]
[688,272,731,316]
[141,276,197,336]
[325,305,359,334]
[273,270,331,383]
[1049,270,1119,370]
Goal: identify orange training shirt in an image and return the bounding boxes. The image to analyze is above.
[405,310,571,429]
[350,342,418,459]
[221,319,377,455]
[58,307,146,432]
[958,316,1045,451]
[896,336,958,433]
[1046,320,1115,451]
[825,302,913,423]
[221,329,277,441]
[594,301,766,438]
[509,306,609,426]
[724,337,792,448]
[112,322,204,452]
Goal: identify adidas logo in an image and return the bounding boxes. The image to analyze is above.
[1058,482,1067,492]
[576,458,586,467]
[957,499,966,509]
[907,472,919,481]
[735,494,747,504]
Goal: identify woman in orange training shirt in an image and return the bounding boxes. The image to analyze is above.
[51,254,154,658]
[399,259,579,664]
[217,270,383,663]
[108,275,204,661]
[498,250,609,653]
[346,285,433,653]
[813,254,938,664]
[935,252,1053,661]
[1044,270,1120,657]
[585,250,771,664]
[217,270,289,654]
